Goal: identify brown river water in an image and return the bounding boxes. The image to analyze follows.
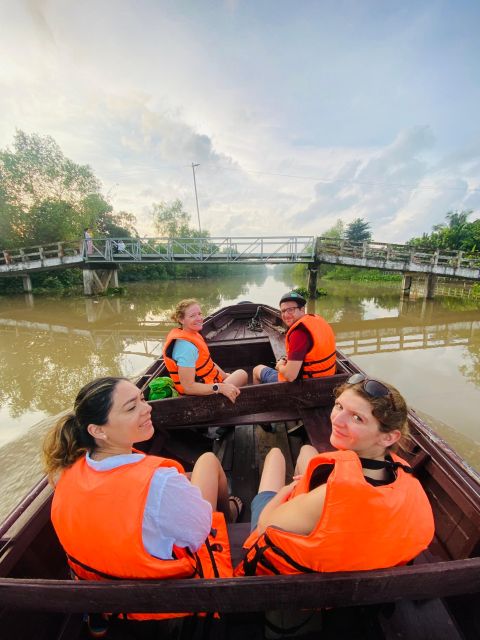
[1,268,479,521]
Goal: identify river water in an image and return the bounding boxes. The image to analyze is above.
[1,267,479,521]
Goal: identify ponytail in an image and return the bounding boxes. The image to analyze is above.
[42,376,127,484]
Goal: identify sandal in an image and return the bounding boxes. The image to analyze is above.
[228,495,243,523]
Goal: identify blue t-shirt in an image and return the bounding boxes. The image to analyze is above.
[85,452,212,559]
[172,339,198,368]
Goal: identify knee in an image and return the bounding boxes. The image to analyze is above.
[253,364,264,379]
[264,447,284,464]
[299,444,317,456]
[196,451,219,468]
[237,368,248,382]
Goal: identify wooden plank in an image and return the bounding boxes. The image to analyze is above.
[1,558,480,613]
[231,426,258,523]
[379,598,464,640]
[209,340,275,370]
[299,406,333,452]
[213,429,234,472]
[227,523,250,567]
[150,375,347,428]
[266,330,286,360]
[159,431,212,470]
[255,424,295,481]
[181,410,301,430]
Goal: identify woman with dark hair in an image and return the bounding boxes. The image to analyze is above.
[43,377,241,621]
[237,374,434,576]
[163,299,248,403]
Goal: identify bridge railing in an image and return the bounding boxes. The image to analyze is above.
[1,241,82,267]
[316,237,480,269]
[83,236,315,262]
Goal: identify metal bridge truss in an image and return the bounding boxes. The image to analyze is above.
[85,236,315,264]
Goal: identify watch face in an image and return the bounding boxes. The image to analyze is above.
[213,384,219,392]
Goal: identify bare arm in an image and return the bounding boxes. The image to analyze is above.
[275,358,302,382]
[178,366,240,403]
[214,363,227,379]
[257,482,327,536]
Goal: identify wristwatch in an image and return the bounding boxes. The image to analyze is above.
[212,384,220,393]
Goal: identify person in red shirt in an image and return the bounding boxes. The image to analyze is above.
[253,291,335,383]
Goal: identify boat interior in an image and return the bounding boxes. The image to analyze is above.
[1,303,480,639]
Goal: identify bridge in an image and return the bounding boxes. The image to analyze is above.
[1,236,479,296]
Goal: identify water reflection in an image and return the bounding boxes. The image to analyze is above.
[0,273,479,520]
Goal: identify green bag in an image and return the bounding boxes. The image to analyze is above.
[148,377,179,400]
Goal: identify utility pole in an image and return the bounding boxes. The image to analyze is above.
[191,163,201,234]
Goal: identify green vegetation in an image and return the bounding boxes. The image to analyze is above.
[292,286,327,299]
[0,131,261,294]
[0,130,119,248]
[407,210,480,253]
[322,267,401,282]
[344,217,372,243]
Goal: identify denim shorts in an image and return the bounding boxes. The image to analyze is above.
[250,491,277,531]
[260,367,279,383]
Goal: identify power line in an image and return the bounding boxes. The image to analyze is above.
[123,161,480,194]
[234,168,480,193]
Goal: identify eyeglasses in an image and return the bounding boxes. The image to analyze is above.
[280,306,299,315]
[347,373,397,411]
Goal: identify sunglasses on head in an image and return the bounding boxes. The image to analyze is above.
[347,373,397,411]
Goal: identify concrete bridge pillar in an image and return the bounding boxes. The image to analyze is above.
[307,266,318,298]
[426,274,437,299]
[82,266,119,296]
[402,273,437,300]
[402,274,412,297]
[22,274,32,293]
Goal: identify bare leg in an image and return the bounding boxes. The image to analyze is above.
[252,364,267,385]
[190,452,234,521]
[258,447,286,493]
[294,444,318,476]
[224,368,248,387]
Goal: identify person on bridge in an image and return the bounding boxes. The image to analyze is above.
[252,291,336,384]
[43,376,242,622]
[163,299,248,403]
[83,227,93,256]
[236,374,434,576]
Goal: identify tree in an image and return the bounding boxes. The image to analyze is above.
[407,210,478,252]
[345,218,372,243]
[322,219,345,240]
[0,130,100,210]
[96,209,139,238]
[152,199,191,238]
[0,130,136,248]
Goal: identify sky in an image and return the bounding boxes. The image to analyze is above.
[1,0,480,241]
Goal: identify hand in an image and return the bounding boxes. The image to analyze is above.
[275,356,287,372]
[277,480,298,500]
[219,383,241,404]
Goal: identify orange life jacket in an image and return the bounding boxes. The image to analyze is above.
[51,454,233,620]
[278,314,336,382]
[236,450,434,576]
[163,328,222,394]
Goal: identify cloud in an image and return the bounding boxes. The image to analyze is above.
[291,126,479,241]
[0,2,479,242]
[25,0,56,45]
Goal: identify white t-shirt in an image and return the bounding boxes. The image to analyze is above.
[86,452,212,559]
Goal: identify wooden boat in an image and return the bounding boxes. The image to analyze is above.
[1,301,480,639]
